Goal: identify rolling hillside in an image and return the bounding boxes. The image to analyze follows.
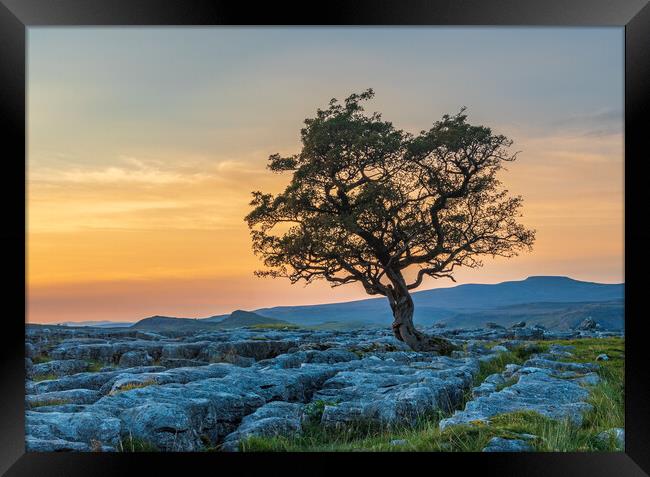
[440,300,624,330]
[253,276,623,328]
[131,310,289,331]
[115,276,624,331]
[206,310,291,328]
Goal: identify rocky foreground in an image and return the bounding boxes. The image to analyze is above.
[25,321,622,452]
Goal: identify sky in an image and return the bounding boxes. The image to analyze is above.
[27,27,624,323]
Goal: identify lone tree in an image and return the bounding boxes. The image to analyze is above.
[245,90,535,353]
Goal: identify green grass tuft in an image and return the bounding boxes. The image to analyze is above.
[248,323,300,330]
[118,435,160,452]
[32,355,52,364]
[32,373,58,382]
[111,380,157,394]
[30,398,70,408]
[86,360,106,372]
[303,400,339,424]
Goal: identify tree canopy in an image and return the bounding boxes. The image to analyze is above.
[245,89,535,351]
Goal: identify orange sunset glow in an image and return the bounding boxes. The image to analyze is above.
[27,27,624,324]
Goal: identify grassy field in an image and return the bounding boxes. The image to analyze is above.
[240,337,624,452]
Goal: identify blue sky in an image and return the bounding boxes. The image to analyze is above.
[28,27,623,166]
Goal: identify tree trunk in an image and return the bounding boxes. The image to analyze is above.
[390,292,456,355]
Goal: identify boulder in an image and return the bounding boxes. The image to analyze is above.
[511,321,526,329]
[31,359,89,378]
[513,328,544,340]
[26,411,121,447]
[482,437,533,452]
[389,439,409,446]
[466,342,490,354]
[596,428,624,449]
[577,318,598,331]
[575,373,600,386]
[221,401,304,451]
[119,402,200,451]
[490,345,508,353]
[485,322,505,330]
[548,344,576,357]
[160,342,212,360]
[472,382,496,398]
[484,373,507,386]
[502,364,521,378]
[118,350,153,368]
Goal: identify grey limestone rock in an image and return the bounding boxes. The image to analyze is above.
[118,350,154,368]
[440,371,592,430]
[482,437,533,452]
[31,359,90,378]
[26,389,101,407]
[26,411,121,448]
[596,428,624,449]
[221,401,304,451]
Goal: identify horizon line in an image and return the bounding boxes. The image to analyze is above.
[27,274,625,325]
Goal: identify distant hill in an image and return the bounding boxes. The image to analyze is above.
[253,276,624,328]
[58,320,133,328]
[207,310,291,328]
[130,315,220,332]
[131,310,290,331]
[441,300,624,330]
[80,276,624,332]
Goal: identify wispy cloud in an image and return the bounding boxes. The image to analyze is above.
[31,155,212,185]
[549,108,623,138]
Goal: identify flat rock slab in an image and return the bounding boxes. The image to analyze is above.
[439,371,592,430]
[26,389,101,408]
[30,359,90,378]
[314,356,479,428]
[25,437,114,452]
[221,401,304,451]
[29,365,167,394]
[26,411,121,448]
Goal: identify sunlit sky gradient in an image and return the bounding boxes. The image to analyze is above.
[27,27,624,323]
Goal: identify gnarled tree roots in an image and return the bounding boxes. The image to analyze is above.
[391,321,457,355]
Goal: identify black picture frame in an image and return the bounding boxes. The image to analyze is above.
[1,1,648,475]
